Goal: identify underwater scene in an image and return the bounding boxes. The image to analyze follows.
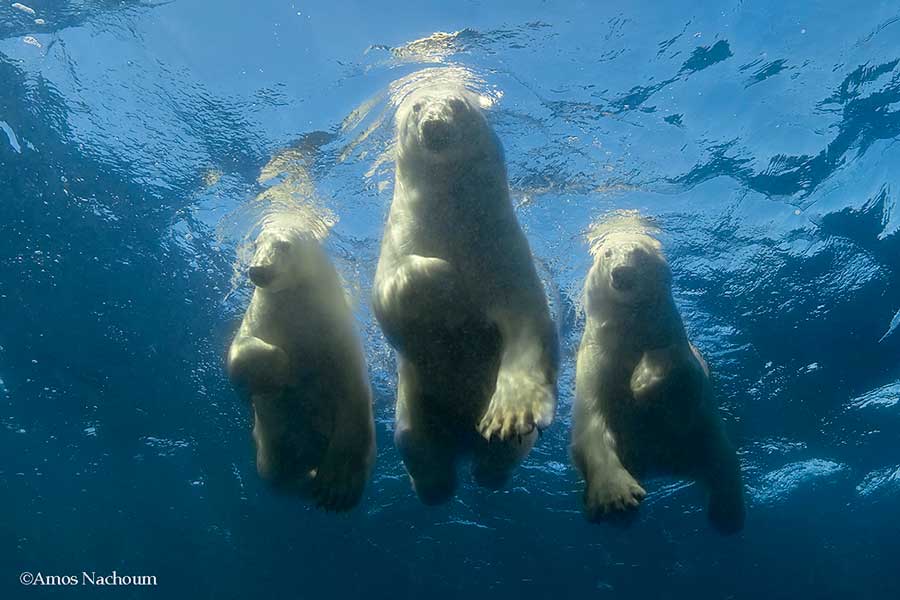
[2,0,899,598]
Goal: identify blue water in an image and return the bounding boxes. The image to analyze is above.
[2,1,899,598]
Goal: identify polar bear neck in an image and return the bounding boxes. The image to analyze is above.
[587,289,688,352]
[395,146,511,212]
[252,249,344,312]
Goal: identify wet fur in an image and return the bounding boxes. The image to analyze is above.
[572,230,745,533]
[228,229,375,511]
[373,87,558,503]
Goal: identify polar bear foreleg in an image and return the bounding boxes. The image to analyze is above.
[572,411,647,522]
[572,356,646,521]
[311,360,376,512]
[478,308,558,440]
[227,335,290,392]
[373,254,473,353]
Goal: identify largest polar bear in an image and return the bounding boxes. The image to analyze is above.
[373,86,559,504]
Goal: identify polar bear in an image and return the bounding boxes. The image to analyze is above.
[372,85,559,504]
[571,214,745,534]
[227,225,375,511]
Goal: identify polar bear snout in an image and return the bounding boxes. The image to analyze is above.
[603,245,647,291]
[592,238,671,304]
[405,95,471,152]
[248,237,292,288]
[610,265,638,292]
[249,264,276,288]
[420,118,454,152]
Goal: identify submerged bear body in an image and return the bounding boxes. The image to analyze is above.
[572,217,745,533]
[228,226,375,511]
[373,86,559,504]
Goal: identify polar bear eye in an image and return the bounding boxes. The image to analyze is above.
[412,102,422,114]
[604,250,613,258]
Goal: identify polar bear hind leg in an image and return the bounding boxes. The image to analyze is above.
[393,360,458,505]
[250,391,325,493]
[395,425,457,505]
[471,429,537,489]
[698,429,745,534]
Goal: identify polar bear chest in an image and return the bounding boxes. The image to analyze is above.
[248,289,346,367]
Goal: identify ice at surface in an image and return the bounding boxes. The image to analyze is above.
[1,1,900,599]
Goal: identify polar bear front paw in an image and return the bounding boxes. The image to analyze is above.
[227,336,291,392]
[477,371,555,440]
[379,256,455,312]
[311,452,367,512]
[583,469,646,522]
[629,353,668,401]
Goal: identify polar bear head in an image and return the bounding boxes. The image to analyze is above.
[247,227,321,293]
[396,87,497,165]
[587,232,671,308]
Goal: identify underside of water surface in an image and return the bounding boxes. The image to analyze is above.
[1,1,899,599]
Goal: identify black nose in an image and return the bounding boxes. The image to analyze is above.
[248,265,275,288]
[421,119,452,152]
[611,265,637,291]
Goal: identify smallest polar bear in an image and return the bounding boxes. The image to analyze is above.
[227,224,375,511]
[571,213,744,534]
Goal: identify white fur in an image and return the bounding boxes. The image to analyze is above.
[373,85,558,504]
[572,223,744,533]
[227,226,375,511]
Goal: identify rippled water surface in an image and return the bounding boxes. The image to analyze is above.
[2,1,899,598]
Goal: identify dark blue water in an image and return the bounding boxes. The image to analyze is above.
[2,1,899,598]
